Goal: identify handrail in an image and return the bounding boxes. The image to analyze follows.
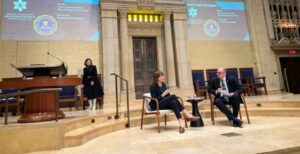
[110,73,130,128]
[283,68,290,92]
[110,73,127,81]
[0,88,62,125]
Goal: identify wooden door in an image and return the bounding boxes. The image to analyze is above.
[133,38,157,99]
[280,57,300,94]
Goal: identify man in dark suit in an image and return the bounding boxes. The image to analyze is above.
[208,67,243,127]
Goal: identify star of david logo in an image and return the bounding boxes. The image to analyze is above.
[14,0,27,12]
[188,7,198,18]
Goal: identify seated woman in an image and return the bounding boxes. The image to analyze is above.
[150,71,199,133]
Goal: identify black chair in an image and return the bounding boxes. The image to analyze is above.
[0,89,22,116]
[239,68,267,95]
[192,70,208,99]
[226,68,252,96]
[59,86,78,111]
[206,69,218,85]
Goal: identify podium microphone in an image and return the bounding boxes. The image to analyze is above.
[10,63,17,69]
[47,51,68,73]
[47,52,65,63]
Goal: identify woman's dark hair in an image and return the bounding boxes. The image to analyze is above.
[153,71,164,84]
[84,58,93,67]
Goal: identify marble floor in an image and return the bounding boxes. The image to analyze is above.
[30,116,300,154]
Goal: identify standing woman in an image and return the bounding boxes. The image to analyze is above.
[150,71,200,133]
[83,58,104,110]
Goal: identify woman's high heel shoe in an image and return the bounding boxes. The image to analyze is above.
[185,116,200,122]
[179,127,185,134]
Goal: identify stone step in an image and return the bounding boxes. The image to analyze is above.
[64,115,158,148]
[63,107,300,148]
[63,100,300,133]
[64,119,126,148]
[198,101,300,110]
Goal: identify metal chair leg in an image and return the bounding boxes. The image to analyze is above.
[242,94,250,124]
[244,103,251,124]
[157,113,160,133]
[140,111,144,130]
[164,114,167,126]
[210,102,215,125]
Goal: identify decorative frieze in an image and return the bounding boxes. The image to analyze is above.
[138,0,155,10]
[267,0,300,46]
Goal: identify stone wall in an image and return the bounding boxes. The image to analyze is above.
[188,41,255,71]
[0,0,285,96]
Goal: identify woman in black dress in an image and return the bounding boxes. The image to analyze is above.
[82,58,104,110]
[150,71,199,133]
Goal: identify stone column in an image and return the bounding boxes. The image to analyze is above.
[244,0,282,91]
[172,12,193,93]
[101,10,120,103]
[119,9,131,90]
[262,0,275,40]
[0,0,3,80]
[163,11,177,87]
[297,1,300,17]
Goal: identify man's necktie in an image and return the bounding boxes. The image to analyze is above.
[221,80,229,102]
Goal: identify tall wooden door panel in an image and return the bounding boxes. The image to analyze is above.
[133,38,157,99]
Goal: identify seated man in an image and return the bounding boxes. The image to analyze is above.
[208,67,243,127]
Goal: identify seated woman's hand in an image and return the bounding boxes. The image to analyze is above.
[90,81,95,86]
[162,89,170,97]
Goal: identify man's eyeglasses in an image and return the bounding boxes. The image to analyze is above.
[216,72,223,74]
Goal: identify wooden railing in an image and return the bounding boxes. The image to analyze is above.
[0,88,62,125]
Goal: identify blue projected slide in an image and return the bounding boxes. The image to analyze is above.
[1,0,100,41]
[185,0,250,41]
[64,0,99,4]
[216,1,245,10]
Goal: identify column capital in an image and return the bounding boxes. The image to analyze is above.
[102,10,118,18]
[119,9,128,18]
[173,12,187,20]
[163,11,172,20]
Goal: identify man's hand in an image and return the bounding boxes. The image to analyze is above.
[227,92,235,97]
[162,89,170,97]
[215,88,222,94]
[90,81,94,86]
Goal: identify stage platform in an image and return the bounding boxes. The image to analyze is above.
[31,117,300,154]
[1,93,300,154]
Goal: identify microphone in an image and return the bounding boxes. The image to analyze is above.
[47,51,68,73]
[10,64,17,69]
[165,83,170,89]
[47,52,65,63]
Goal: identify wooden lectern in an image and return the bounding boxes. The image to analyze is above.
[0,63,82,123]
